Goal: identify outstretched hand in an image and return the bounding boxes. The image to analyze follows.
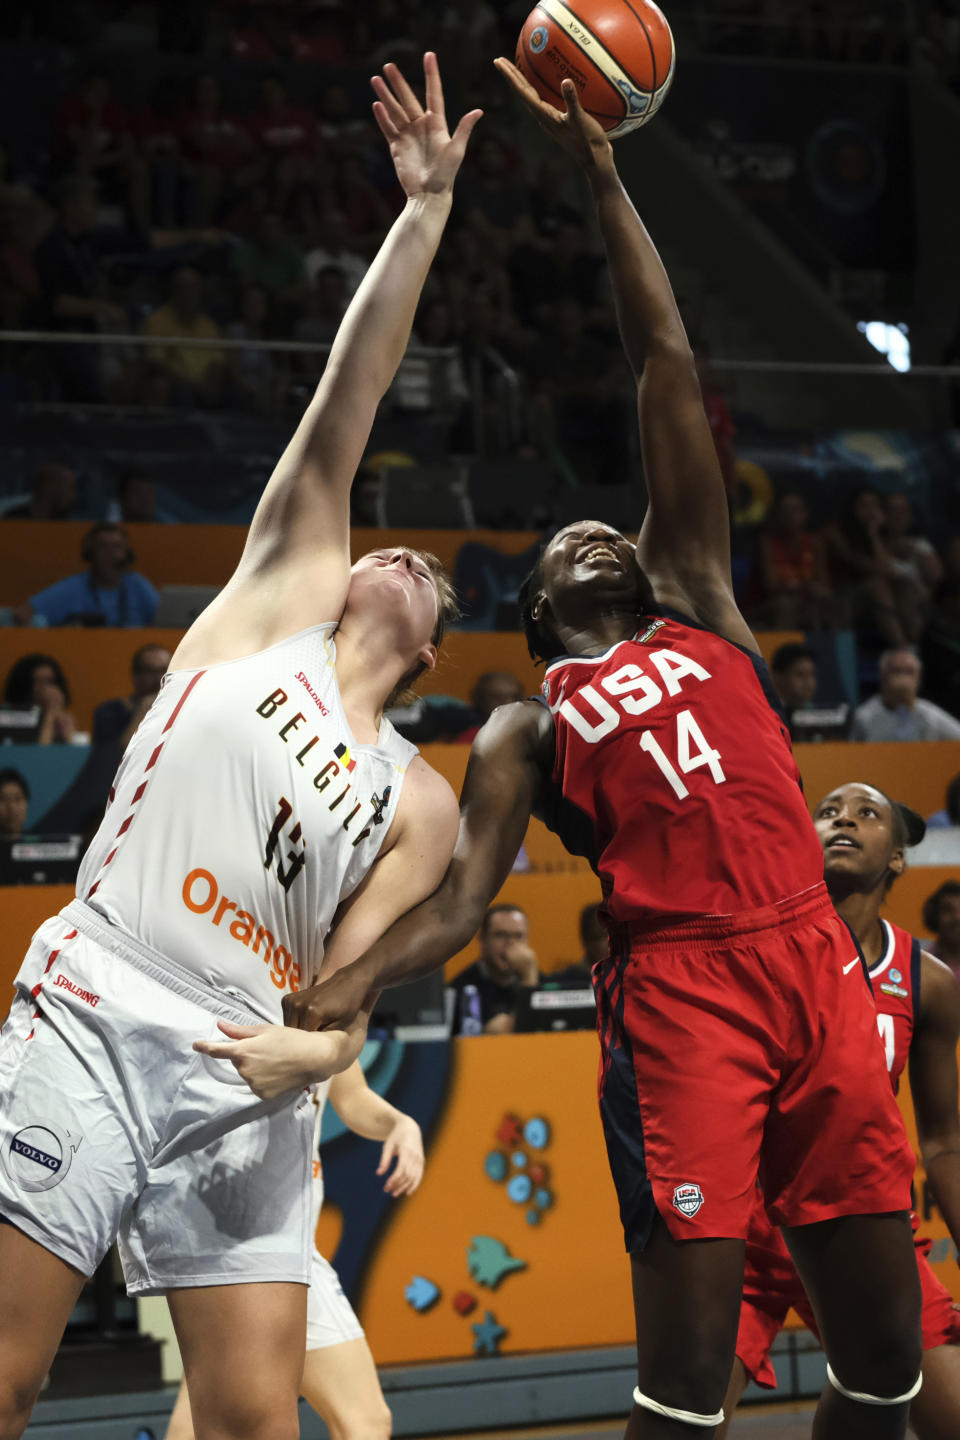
[194,1019,365,1098]
[373,51,483,199]
[493,59,613,171]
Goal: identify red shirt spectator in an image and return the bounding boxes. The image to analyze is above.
[177,74,253,170]
[248,77,319,160]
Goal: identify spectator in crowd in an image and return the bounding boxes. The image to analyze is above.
[246,75,319,208]
[292,264,348,371]
[54,69,149,229]
[3,462,78,520]
[225,284,276,412]
[2,653,77,744]
[141,266,224,407]
[757,490,832,628]
[551,901,608,985]
[771,641,818,711]
[135,76,184,230]
[923,881,960,979]
[883,491,942,627]
[823,486,925,646]
[92,642,170,749]
[449,903,541,1034]
[176,72,261,227]
[34,177,128,401]
[116,469,158,524]
[527,296,629,484]
[768,640,847,740]
[454,670,526,743]
[928,773,960,830]
[14,522,158,628]
[851,648,960,741]
[303,207,369,298]
[232,210,306,313]
[0,768,29,838]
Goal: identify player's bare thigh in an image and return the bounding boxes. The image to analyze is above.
[167,1282,306,1440]
[301,1336,392,1440]
[0,1222,86,1439]
[714,1358,749,1440]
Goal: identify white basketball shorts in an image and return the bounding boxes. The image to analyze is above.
[306,1251,365,1350]
[0,901,314,1295]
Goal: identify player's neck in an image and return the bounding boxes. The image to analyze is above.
[833,890,885,966]
[557,610,640,659]
[331,622,408,743]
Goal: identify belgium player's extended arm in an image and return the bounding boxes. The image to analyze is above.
[910,953,960,1252]
[282,700,549,1032]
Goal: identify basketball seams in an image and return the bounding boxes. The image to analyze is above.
[613,0,658,95]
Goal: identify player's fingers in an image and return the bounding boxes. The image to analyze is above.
[560,76,588,123]
[382,62,424,120]
[216,1020,262,1039]
[377,1139,397,1175]
[193,1038,240,1059]
[450,108,484,154]
[371,74,408,131]
[494,56,560,120]
[423,51,446,125]
[371,101,400,143]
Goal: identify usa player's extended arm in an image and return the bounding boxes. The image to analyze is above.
[909,952,960,1252]
[281,699,550,1032]
[173,57,481,665]
[493,60,756,652]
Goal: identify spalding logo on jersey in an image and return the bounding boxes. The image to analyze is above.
[673,1182,704,1218]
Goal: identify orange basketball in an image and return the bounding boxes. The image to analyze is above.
[516,0,676,137]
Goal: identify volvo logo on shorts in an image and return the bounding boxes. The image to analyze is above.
[673,1182,704,1218]
[6,1122,81,1193]
[530,25,549,52]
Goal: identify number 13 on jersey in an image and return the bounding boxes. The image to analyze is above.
[639,710,726,800]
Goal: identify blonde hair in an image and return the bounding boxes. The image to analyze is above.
[385,549,460,709]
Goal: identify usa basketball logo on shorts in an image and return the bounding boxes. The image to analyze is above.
[530,25,549,52]
[673,1182,704,1218]
[5,1122,81,1193]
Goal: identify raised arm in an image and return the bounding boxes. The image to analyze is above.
[173,56,481,665]
[282,699,550,1032]
[910,952,960,1250]
[495,62,753,649]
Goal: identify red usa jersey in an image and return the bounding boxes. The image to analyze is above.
[871,919,921,1089]
[537,608,824,929]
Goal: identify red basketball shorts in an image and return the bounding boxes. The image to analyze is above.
[737,1198,960,1387]
[594,883,915,1252]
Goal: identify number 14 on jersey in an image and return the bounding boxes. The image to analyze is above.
[639,710,726,800]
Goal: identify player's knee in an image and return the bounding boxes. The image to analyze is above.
[327,1397,393,1440]
[0,1381,40,1440]
[637,1345,730,1420]
[192,1392,299,1440]
[829,1311,923,1402]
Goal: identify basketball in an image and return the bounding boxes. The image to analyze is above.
[516,0,676,137]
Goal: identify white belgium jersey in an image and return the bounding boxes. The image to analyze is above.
[311,1079,332,1224]
[76,623,417,1021]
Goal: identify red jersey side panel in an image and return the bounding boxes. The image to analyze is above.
[540,611,824,928]
[871,919,921,1089]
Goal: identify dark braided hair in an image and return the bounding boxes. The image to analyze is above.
[879,789,925,895]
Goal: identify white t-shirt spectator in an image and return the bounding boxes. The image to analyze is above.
[851,694,960,742]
